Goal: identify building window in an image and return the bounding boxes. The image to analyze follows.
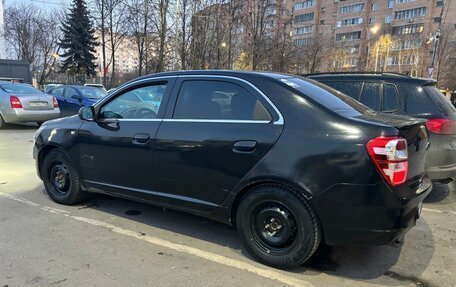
[337,17,364,27]
[293,25,313,35]
[320,20,325,24]
[396,0,416,2]
[340,3,364,14]
[392,23,425,35]
[436,1,444,6]
[293,12,315,23]
[336,31,362,41]
[388,0,394,8]
[293,37,313,46]
[394,7,426,20]
[369,17,375,25]
[343,45,360,54]
[371,3,377,11]
[294,0,315,10]
[434,17,442,23]
[385,15,392,23]
[393,39,422,50]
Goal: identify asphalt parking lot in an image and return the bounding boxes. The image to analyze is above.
[1,123,455,287]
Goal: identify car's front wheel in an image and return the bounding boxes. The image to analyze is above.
[42,149,84,205]
[236,184,320,269]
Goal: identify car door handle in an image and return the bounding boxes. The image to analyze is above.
[233,141,257,153]
[132,133,150,145]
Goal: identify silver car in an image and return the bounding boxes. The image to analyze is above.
[0,82,61,128]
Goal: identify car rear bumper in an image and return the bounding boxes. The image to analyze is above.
[426,133,456,182]
[3,108,61,123]
[427,163,456,182]
[312,177,432,246]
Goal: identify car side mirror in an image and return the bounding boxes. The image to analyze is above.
[78,106,95,121]
[72,94,82,101]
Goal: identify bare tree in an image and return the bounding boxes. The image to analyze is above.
[4,4,41,65]
[244,0,276,70]
[125,0,154,76]
[4,3,61,86]
[435,25,456,88]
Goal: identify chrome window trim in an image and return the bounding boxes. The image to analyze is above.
[98,74,284,125]
[177,75,284,125]
[163,119,271,124]
[94,76,177,109]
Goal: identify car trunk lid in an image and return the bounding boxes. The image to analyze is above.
[16,94,55,111]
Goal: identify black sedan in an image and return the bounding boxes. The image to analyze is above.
[34,71,432,269]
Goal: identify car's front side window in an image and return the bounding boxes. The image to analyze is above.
[173,80,272,121]
[99,83,167,119]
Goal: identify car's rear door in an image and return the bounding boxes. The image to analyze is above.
[63,87,83,116]
[76,77,175,198]
[153,75,283,211]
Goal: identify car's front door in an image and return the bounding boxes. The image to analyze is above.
[76,77,175,199]
[153,76,283,211]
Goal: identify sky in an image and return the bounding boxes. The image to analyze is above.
[4,0,68,9]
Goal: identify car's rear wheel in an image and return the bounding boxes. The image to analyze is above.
[0,115,5,129]
[236,184,320,269]
[42,150,84,205]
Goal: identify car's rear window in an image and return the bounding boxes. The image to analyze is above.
[278,77,372,115]
[0,84,42,94]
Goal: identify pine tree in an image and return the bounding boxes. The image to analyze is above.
[59,0,98,77]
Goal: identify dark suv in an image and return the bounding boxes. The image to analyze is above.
[307,72,456,183]
[34,71,431,269]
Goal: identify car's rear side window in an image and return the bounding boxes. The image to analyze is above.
[424,86,456,119]
[320,81,363,101]
[360,83,380,110]
[50,87,64,96]
[173,80,272,121]
[404,85,442,117]
[383,84,400,112]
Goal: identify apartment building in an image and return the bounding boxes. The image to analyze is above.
[290,0,456,76]
[93,31,140,78]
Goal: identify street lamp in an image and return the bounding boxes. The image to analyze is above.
[429,29,441,79]
[221,42,227,48]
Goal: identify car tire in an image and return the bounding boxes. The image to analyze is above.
[236,184,320,269]
[42,149,84,205]
[0,114,5,129]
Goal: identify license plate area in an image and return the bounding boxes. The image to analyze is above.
[29,101,48,107]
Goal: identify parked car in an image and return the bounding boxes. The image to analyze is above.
[44,84,63,94]
[34,71,432,269]
[48,85,107,117]
[307,72,456,183]
[0,82,60,128]
[84,83,106,91]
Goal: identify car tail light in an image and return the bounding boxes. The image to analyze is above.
[53,97,59,108]
[10,96,22,109]
[425,118,456,135]
[366,136,408,186]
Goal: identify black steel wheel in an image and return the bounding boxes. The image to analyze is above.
[236,184,320,269]
[41,149,84,205]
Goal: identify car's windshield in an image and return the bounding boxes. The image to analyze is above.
[278,77,373,115]
[0,83,42,94]
[78,87,107,99]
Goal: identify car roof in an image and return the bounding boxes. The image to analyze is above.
[305,72,437,86]
[129,70,295,82]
